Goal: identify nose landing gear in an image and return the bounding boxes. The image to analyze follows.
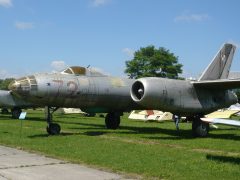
[45,106,61,135]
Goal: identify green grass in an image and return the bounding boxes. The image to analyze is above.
[0,110,240,179]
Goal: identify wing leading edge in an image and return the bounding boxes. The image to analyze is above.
[201,118,240,127]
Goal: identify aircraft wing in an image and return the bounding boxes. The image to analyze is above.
[192,79,240,90]
[201,118,240,127]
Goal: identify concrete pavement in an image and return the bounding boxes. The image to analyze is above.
[0,145,126,180]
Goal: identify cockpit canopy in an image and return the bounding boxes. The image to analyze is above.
[61,66,107,77]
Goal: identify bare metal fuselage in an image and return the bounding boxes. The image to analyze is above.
[8,73,238,116]
[13,73,139,113]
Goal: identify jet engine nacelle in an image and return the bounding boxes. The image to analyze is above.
[130,77,238,115]
[130,77,170,111]
[130,77,205,114]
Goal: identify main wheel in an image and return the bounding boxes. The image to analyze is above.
[11,108,22,119]
[192,119,209,137]
[105,113,120,130]
[47,123,61,135]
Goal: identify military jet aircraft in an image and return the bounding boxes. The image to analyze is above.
[3,43,239,137]
[6,67,140,135]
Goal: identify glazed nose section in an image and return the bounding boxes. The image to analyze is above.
[8,77,31,95]
[8,80,21,91]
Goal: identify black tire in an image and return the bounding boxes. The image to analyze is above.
[11,108,22,119]
[47,123,61,135]
[192,119,209,137]
[105,113,120,130]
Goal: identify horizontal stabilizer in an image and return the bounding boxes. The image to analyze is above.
[201,118,240,127]
[192,79,240,90]
[228,72,240,79]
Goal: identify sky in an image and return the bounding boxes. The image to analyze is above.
[0,0,240,79]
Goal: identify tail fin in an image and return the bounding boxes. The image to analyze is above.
[198,43,236,81]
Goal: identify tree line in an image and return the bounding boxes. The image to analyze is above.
[0,78,14,90]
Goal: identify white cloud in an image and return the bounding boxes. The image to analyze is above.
[122,48,135,58]
[0,0,12,8]
[15,22,34,30]
[51,61,68,71]
[174,13,209,23]
[91,0,111,7]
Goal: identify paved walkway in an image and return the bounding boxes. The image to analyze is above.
[0,145,125,180]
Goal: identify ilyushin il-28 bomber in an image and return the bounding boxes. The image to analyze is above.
[1,43,239,137]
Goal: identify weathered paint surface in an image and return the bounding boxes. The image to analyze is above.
[131,77,237,116]
[8,70,140,113]
[5,43,239,116]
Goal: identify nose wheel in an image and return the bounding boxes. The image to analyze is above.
[45,106,61,135]
[47,123,61,135]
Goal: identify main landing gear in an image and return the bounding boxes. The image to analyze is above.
[11,107,22,119]
[105,112,121,130]
[45,106,61,135]
[192,115,209,137]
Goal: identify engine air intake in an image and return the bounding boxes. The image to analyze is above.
[131,81,145,101]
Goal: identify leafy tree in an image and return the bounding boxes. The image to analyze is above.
[234,89,240,101]
[0,78,15,90]
[125,45,183,79]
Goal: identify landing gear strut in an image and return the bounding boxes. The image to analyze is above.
[11,107,22,119]
[192,115,209,137]
[45,106,61,135]
[105,112,121,130]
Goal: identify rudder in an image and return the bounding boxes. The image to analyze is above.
[198,43,236,81]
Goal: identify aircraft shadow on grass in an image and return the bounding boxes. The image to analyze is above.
[24,118,239,140]
[26,120,185,138]
[147,133,240,141]
[0,115,15,121]
[25,116,46,122]
[0,116,46,122]
[63,121,240,140]
[28,132,84,138]
[206,154,240,165]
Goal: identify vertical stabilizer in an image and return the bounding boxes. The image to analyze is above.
[198,43,236,81]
